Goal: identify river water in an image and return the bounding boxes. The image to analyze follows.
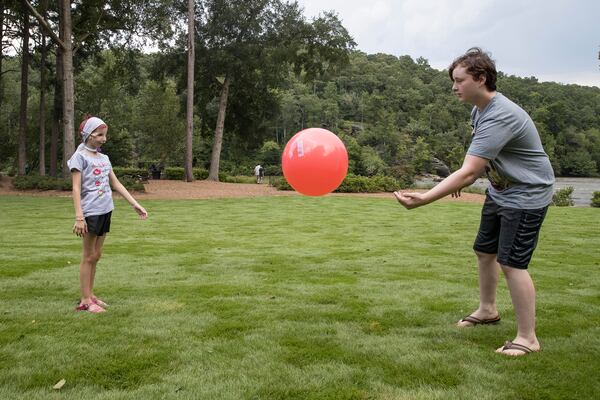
[553,177,600,207]
[417,176,600,207]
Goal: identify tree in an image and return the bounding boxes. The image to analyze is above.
[24,0,75,177]
[37,0,49,175]
[0,3,4,111]
[134,79,185,165]
[18,3,29,176]
[199,0,354,181]
[184,0,194,182]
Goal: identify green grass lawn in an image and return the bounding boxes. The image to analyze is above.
[0,195,599,400]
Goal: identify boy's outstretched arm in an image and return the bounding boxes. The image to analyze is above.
[394,155,488,209]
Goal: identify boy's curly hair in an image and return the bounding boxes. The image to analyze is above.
[448,47,497,91]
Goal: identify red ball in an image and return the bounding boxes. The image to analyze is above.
[282,128,348,196]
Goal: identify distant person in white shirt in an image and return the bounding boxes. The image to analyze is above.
[254,164,264,183]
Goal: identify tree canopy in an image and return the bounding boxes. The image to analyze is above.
[1,1,599,180]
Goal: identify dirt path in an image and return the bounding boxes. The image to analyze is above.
[0,175,484,203]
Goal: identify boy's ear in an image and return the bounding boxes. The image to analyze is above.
[476,74,487,86]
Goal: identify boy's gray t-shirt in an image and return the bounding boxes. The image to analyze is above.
[67,150,114,217]
[467,93,554,209]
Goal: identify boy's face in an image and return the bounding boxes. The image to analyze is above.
[451,65,486,104]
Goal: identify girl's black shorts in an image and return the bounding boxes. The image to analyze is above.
[85,211,112,236]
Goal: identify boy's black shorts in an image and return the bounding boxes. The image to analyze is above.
[85,211,112,236]
[473,195,548,269]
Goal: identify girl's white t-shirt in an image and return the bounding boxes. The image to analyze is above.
[67,150,115,217]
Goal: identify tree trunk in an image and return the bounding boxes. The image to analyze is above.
[18,6,30,176]
[22,0,70,177]
[0,3,4,111]
[38,0,48,176]
[208,74,230,181]
[184,0,195,182]
[60,0,75,178]
[50,39,63,177]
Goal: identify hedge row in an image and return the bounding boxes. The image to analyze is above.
[13,175,145,192]
[163,167,230,181]
[271,174,404,193]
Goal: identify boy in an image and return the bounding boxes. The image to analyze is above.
[394,47,554,356]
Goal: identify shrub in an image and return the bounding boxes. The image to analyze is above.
[337,174,401,193]
[271,174,402,193]
[112,167,149,181]
[117,176,145,192]
[264,165,282,176]
[13,176,71,191]
[164,167,226,181]
[164,167,185,180]
[223,175,256,184]
[13,174,143,192]
[591,191,600,208]
[271,176,292,191]
[552,186,574,207]
[193,168,209,180]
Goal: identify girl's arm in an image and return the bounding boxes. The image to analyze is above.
[109,170,148,219]
[71,171,87,236]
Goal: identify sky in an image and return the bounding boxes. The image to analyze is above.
[296,0,600,88]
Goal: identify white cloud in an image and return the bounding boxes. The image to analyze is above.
[296,0,600,87]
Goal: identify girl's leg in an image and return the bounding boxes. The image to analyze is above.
[80,233,99,304]
[89,234,107,299]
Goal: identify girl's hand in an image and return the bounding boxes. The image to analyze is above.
[73,220,87,237]
[451,189,462,198]
[133,203,148,219]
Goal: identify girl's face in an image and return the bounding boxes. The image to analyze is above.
[87,127,108,148]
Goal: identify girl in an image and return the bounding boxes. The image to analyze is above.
[68,115,148,313]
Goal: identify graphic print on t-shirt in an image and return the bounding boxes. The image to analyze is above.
[91,161,110,198]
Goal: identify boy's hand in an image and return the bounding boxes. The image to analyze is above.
[393,191,427,209]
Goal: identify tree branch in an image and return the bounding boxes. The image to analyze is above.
[73,9,104,54]
[22,0,66,50]
[1,69,19,76]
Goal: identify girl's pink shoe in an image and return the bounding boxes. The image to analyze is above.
[75,303,106,313]
[92,297,109,307]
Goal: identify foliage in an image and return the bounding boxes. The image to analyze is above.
[112,167,150,181]
[258,140,281,166]
[13,175,72,191]
[264,165,282,176]
[552,186,574,207]
[3,4,600,179]
[164,167,226,181]
[222,175,257,184]
[336,174,402,192]
[591,191,600,208]
[132,79,185,165]
[12,174,144,192]
[272,173,403,193]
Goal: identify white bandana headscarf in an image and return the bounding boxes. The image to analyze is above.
[77,117,107,152]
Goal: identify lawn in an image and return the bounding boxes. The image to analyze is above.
[0,195,598,400]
